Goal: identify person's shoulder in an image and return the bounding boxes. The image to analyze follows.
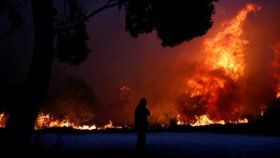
[146,108,150,114]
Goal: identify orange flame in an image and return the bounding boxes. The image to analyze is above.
[205,4,260,80]
[0,113,8,128]
[0,113,125,130]
[34,113,97,130]
[273,43,280,98]
[35,113,126,130]
[182,4,260,124]
[35,114,124,130]
[0,4,262,129]
[176,114,248,126]
[176,114,186,125]
[97,120,122,130]
[190,115,225,126]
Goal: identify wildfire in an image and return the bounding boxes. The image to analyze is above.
[190,115,249,127]
[183,4,260,123]
[34,113,97,130]
[190,115,225,126]
[97,120,122,130]
[176,114,248,126]
[273,43,280,98]
[34,114,124,130]
[205,4,258,80]
[0,4,266,129]
[0,113,8,128]
[176,114,186,125]
[0,113,125,130]
[229,118,248,124]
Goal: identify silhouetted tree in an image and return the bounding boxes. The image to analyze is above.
[125,0,216,46]
[0,0,216,151]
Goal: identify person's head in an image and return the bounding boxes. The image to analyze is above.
[138,98,147,108]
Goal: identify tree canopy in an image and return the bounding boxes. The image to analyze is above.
[1,0,217,64]
[125,0,216,46]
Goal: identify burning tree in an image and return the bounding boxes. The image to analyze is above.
[179,4,261,125]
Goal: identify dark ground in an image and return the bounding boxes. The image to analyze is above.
[25,132,280,158]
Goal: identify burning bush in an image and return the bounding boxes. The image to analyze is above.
[40,76,96,126]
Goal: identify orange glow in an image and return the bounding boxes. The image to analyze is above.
[34,113,123,130]
[273,43,280,98]
[0,112,249,128]
[97,120,122,130]
[176,114,186,125]
[0,113,124,130]
[229,118,248,124]
[182,4,261,124]
[0,4,266,129]
[34,113,97,130]
[176,114,248,127]
[190,115,225,126]
[0,113,8,128]
[204,4,260,80]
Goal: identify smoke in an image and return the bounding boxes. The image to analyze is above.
[41,76,96,125]
[242,0,280,117]
[176,2,280,123]
[50,0,280,125]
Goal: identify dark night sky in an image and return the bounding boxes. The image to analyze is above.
[1,0,280,123]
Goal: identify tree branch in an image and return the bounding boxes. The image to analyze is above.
[0,25,21,40]
[84,0,119,21]
[0,0,129,39]
[0,0,28,40]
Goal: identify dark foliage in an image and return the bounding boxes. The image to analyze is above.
[0,0,26,27]
[2,0,217,64]
[0,0,217,151]
[55,0,217,64]
[55,0,90,65]
[125,0,217,47]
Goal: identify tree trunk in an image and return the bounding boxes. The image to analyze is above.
[6,0,54,151]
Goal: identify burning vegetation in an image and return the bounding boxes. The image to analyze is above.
[176,4,262,126]
[34,113,122,130]
[0,112,123,130]
[273,43,280,99]
[1,3,280,130]
[0,113,8,128]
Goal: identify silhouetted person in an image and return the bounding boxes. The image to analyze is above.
[135,98,150,152]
